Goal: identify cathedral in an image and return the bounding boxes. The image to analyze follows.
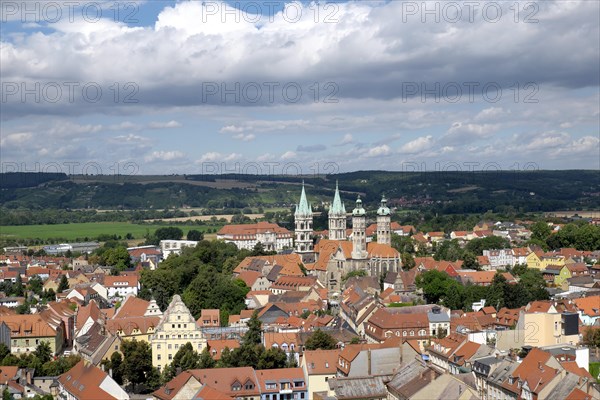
[294,182,402,292]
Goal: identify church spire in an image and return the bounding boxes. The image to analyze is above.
[329,180,346,216]
[295,181,312,217]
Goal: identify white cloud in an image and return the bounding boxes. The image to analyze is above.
[233,133,256,142]
[366,144,391,157]
[399,135,434,154]
[144,150,185,162]
[280,151,297,160]
[197,152,241,163]
[148,120,182,129]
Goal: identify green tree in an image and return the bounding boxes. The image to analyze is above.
[57,275,69,293]
[121,340,154,393]
[441,281,465,310]
[401,252,415,270]
[465,236,511,255]
[415,270,452,304]
[257,347,288,369]
[531,221,552,241]
[13,274,24,297]
[286,350,298,368]
[0,344,9,360]
[28,275,44,296]
[102,246,132,271]
[108,352,123,385]
[186,230,204,241]
[304,329,337,350]
[198,348,216,369]
[34,342,52,364]
[243,311,262,346]
[2,387,12,400]
[461,251,480,271]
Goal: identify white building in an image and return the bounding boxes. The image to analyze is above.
[103,275,139,299]
[160,240,199,257]
[216,222,293,252]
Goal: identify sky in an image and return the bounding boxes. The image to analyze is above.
[1,0,599,176]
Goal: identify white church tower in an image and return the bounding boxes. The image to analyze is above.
[328,181,347,240]
[294,181,313,258]
[351,195,368,260]
[376,194,392,245]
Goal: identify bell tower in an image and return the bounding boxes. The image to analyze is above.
[351,196,368,260]
[376,194,391,245]
[294,181,313,258]
[328,181,347,240]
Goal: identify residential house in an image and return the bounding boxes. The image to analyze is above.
[55,360,129,400]
[364,308,429,344]
[196,309,220,328]
[301,349,339,396]
[1,314,65,355]
[574,296,600,325]
[516,301,580,346]
[255,368,308,400]
[103,275,140,299]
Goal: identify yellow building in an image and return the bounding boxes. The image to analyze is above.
[151,295,206,371]
[526,251,543,270]
[1,314,65,355]
[107,316,160,343]
[301,349,339,397]
[517,303,579,347]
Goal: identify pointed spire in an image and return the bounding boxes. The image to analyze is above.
[329,180,346,216]
[295,180,312,217]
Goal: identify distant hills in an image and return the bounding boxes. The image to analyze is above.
[1,170,599,213]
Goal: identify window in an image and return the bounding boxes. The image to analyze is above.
[157,344,161,350]
[157,355,161,360]
[168,354,172,360]
[175,344,179,349]
[168,344,172,349]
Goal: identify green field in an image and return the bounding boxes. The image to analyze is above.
[0,222,222,241]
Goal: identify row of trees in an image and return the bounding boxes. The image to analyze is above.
[416,266,549,312]
[0,343,80,377]
[531,221,600,251]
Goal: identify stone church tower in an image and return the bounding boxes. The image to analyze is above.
[328,181,347,240]
[351,195,368,260]
[294,182,314,261]
[376,194,391,245]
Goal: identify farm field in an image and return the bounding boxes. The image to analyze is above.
[0,222,222,241]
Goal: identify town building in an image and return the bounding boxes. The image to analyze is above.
[160,240,199,257]
[217,222,294,252]
[151,295,206,371]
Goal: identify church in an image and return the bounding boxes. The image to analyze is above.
[294,182,402,293]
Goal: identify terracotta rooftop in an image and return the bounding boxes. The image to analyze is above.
[303,349,339,375]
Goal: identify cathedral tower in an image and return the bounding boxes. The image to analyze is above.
[376,194,391,245]
[328,181,347,240]
[294,181,313,256]
[351,195,368,260]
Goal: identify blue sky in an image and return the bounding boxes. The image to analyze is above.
[1,1,599,175]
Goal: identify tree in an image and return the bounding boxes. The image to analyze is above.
[13,274,24,297]
[401,252,415,270]
[304,329,337,350]
[57,275,69,293]
[257,347,288,369]
[415,270,453,304]
[102,246,132,271]
[121,340,154,393]
[107,352,123,385]
[286,350,298,368]
[0,343,9,360]
[2,387,12,400]
[161,343,200,383]
[186,230,204,241]
[28,275,43,296]
[461,251,480,270]
[465,236,510,255]
[531,221,552,241]
[34,342,52,364]
[155,227,184,241]
[198,348,216,369]
[243,311,262,346]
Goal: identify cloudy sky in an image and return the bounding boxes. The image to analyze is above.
[1,0,599,175]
